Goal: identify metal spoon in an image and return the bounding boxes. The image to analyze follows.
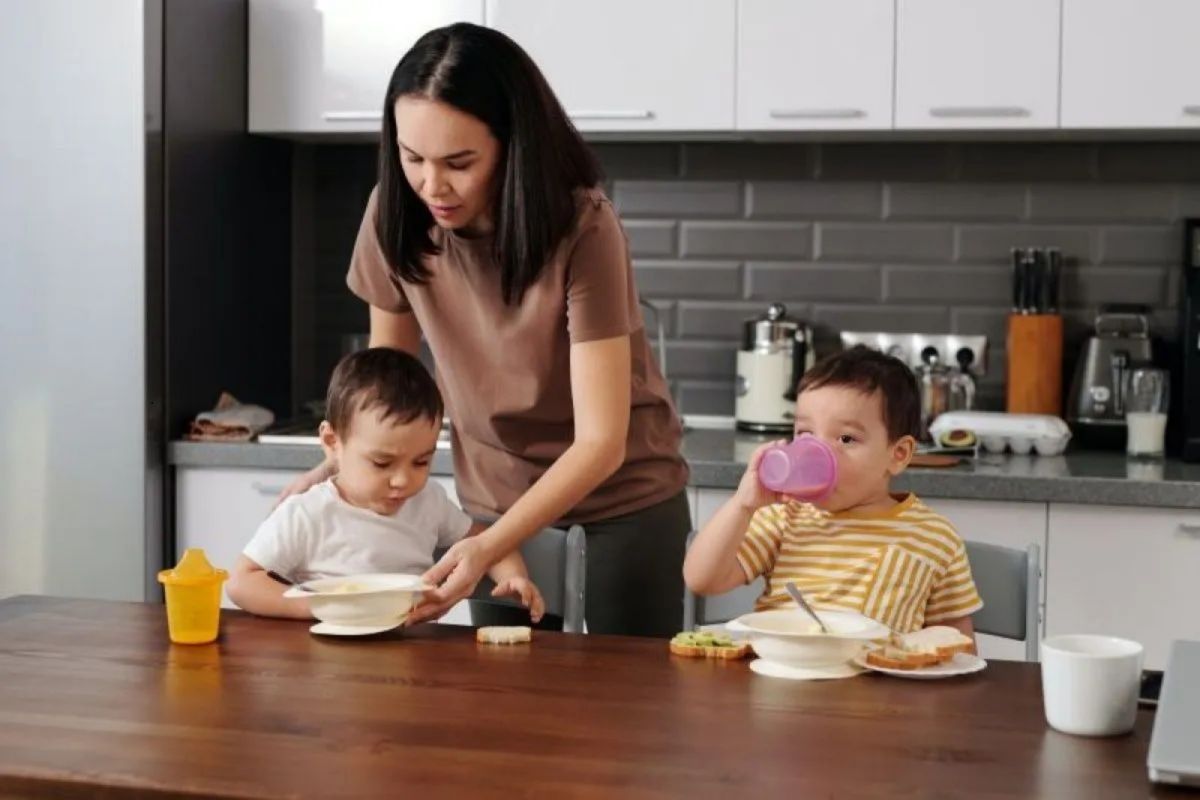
[785,580,829,634]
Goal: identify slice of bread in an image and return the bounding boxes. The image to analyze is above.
[865,645,935,670]
[898,626,974,661]
[669,631,751,660]
[864,626,973,670]
[476,625,532,645]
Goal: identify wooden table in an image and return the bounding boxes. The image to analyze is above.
[0,596,1185,799]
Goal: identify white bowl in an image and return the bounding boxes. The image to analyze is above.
[282,573,430,626]
[728,609,890,670]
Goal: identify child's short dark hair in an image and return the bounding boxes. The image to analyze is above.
[797,345,921,441]
[325,348,443,435]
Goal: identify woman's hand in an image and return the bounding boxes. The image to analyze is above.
[274,460,336,509]
[408,537,495,624]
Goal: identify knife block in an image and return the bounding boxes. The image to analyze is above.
[1007,314,1063,416]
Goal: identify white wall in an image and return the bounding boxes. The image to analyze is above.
[0,0,147,600]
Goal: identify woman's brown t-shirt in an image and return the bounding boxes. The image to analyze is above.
[347,186,689,524]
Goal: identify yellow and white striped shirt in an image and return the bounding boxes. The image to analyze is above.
[737,493,983,633]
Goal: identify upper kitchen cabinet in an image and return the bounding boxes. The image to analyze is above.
[249,0,485,134]
[1061,0,1200,129]
[485,0,736,133]
[894,0,1061,130]
[737,0,894,131]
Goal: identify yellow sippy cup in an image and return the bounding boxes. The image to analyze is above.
[157,548,228,644]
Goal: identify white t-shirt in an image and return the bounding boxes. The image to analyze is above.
[243,479,473,583]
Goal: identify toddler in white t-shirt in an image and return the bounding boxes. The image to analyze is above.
[226,348,544,622]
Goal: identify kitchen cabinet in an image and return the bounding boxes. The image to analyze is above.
[485,0,736,132]
[175,466,305,607]
[248,0,485,134]
[736,0,894,131]
[1045,504,1200,670]
[1061,0,1200,129]
[894,0,1061,130]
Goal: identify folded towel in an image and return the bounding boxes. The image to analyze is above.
[187,392,275,442]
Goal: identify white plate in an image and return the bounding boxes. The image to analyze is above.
[310,620,402,637]
[853,651,987,679]
[749,658,865,681]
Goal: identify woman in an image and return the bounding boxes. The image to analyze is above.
[287,22,690,637]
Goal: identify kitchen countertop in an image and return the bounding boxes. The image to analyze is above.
[169,429,1200,510]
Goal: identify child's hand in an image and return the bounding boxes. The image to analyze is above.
[491,576,545,623]
[735,440,787,513]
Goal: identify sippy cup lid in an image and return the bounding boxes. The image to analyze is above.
[157,548,228,588]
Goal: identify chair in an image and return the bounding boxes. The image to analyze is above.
[964,540,1041,661]
[683,534,1043,661]
[682,531,761,630]
[438,525,588,633]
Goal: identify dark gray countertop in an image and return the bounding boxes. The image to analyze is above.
[168,430,1200,510]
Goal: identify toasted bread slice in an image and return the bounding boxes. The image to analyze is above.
[476,625,532,645]
[897,626,973,661]
[669,640,751,660]
[669,631,751,660]
[865,644,940,670]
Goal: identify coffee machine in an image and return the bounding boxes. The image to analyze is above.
[1067,305,1154,449]
[735,303,814,433]
[1178,219,1200,461]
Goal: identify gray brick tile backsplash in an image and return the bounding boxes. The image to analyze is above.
[955,225,1097,264]
[623,220,677,257]
[884,265,1011,305]
[681,221,812,259]
[634,260,742,298]
[1096,144,1200,182]
[663,341,738,381]
[885,183,1026,221]
[592,143,681,178]
[676,381,736,415]
[817,143,958,181]
[307,141,1196,415]
[812,304,952,334]
[614,180,741,218]
[817,223,954,262]
[747,262,882,303]
[1028,184,1177,223]
[1061,266,1172,308]
[1097,226,1180,265]
[677,301,808,341]
[682,143,817,180]
[957,143,1098,182]
[747,182,882,220]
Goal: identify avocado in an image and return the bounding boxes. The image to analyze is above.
[939,429,977,448]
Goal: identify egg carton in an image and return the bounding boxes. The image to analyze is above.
[929,411,1071,456]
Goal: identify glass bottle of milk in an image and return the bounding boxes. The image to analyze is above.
[1125,367,1169,459]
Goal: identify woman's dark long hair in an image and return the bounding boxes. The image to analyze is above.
[376,23,602,305]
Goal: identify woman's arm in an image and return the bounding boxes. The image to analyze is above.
[407,334,631,623]
[370,305,422,354]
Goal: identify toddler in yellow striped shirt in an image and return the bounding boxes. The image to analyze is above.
[684,346,982,637]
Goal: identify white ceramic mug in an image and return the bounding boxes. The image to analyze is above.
[1041,635,1144,737]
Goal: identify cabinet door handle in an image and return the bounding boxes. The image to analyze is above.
[251,482,287,497]
[1178,523,1200,536]
[769,108,866,120]
[322,111,382,122]
[929,106,1031,119]
[567,110,654,120]
[1184,105,1200,117]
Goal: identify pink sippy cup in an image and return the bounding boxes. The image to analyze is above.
[757,434,838,502]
